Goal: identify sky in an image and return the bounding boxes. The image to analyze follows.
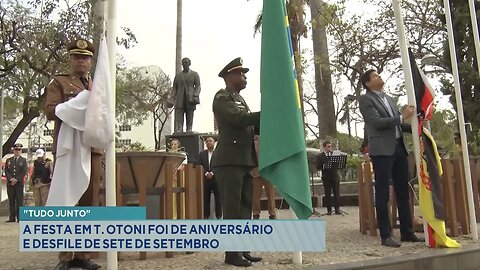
[117,0,264,134]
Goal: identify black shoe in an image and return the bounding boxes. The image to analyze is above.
[53,261,69,270]
[335,210,341,215]
[216,216,222,219]
[401,233,424,242]
[243,252,262,262]
[269,215,276,220]
[381,237,401,247]
[5,219,15,223]
[72,259,101,270]
[326,211,332,215]
[252,214,260,219]
[225,254,252,267]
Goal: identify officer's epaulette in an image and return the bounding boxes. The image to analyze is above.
[215,89,230,99]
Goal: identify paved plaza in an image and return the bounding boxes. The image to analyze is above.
[1,207,477,270]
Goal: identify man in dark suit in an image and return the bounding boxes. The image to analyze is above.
[212,57,262,267]
[199,136,222,219]
[359,69,423,247]
[5,143,28,222]
[316,141,341,215]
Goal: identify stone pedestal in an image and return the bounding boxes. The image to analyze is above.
[165,132,205,164]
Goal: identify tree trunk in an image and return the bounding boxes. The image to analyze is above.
[310,0,337,139]
[92,0,106,62]
[175,0,182,74]
[153,112,159,150]
[3,109,39,157]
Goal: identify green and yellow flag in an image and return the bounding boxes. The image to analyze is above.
[259,0,312,219]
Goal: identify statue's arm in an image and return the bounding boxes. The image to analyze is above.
[193,72,201,97]
[169,76,178,98]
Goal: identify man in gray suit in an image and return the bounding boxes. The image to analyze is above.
[170,57,201,133]
[359,69,423,247]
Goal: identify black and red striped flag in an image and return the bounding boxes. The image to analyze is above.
[408,48,435,122]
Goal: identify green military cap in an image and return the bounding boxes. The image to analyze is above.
[218,57,249,78]
[66,38,95,57]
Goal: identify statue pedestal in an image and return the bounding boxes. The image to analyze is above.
[165,132,205,164]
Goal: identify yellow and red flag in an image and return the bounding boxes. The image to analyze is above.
[419,128,460,248]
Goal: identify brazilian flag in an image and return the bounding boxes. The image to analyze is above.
[259,0,312,219]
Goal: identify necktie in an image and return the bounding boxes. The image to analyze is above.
[379,93,402,138]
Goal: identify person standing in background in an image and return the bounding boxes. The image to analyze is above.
[30,149,53,206]
[5,143,27,222]
[198,136,222,219]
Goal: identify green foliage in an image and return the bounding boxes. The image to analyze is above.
[336,132,362,155]
[118,141,150,152]
[116,66,173,150]
[0,0,137,156]
[439,0,480,149]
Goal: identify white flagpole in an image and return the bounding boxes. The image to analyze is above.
[444,0,478,241]
[106,0,118,268]
[391,0,422,202]
[289,209,302,265]
[468,0,480,75]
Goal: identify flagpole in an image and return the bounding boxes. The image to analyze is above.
[391,0,421,198]
[106,0,118,268]
[391,0,429,245]
[288,208,302,265]
[468,0,480,75]
[444,0,478,241]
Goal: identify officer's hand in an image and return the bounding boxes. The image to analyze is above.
[10,179,18,186]
[401,105,415,120]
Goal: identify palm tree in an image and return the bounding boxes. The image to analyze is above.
[309,0,336,139]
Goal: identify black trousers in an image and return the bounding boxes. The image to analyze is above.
[203,178,222,218]
[322,178,340,212]
[7,182,24,221]
[371,142,413,239]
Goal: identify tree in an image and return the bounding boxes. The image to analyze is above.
[309,0,337,139]
[0,0,136,157]
[439,0,480,145]
[0,0,93,157]
[116,66,173,150]
[327,0,445,96]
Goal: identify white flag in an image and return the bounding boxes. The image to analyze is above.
[84,36,114,149]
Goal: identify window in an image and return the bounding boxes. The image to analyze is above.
[119,139,131,146]
[43,129,54,136]
[119,124,131,132]
[44,143,52,148]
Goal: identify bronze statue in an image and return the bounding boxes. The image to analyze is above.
[169,57,201,133]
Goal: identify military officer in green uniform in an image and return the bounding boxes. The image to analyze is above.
[44,38,102,270]
[211,57,262,267]
[5,143,28,222]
